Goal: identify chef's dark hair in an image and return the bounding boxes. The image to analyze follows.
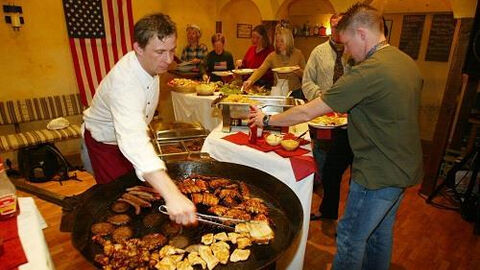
[134,13,177,48]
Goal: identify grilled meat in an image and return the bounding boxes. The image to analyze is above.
[207,205,229,216]
[209,178,232,189]
[107,214,131,225]
[199,245,219,270]
[143,213,163,228]
[223,208,251,222]
[239,182,250,199]
[117,198,141,215]
[142,233,167,250]
[230,248,250,262]
[112,226,133,243]
[121,193,152,208]
[192,193,219,206]
[178,181,203,194]
[91,222,114,236]
[217,189,242,200]
[111,201,130,213]
[241,198,269,214]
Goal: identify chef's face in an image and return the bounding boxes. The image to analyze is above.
[135,34,176,76]
[214,41,224,55]
[339,29,366,63]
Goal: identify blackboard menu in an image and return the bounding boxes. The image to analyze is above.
[399,15,426,59]
[425,13,456,62]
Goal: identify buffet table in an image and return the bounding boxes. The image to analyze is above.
[201,125,314,270]
[171,91,222,131]
[18,197,54,270]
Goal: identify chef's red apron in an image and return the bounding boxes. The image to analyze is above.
[84,129,134,184]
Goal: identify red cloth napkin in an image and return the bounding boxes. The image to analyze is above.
[222,132,250,145]
[289,155,317,181]
[223,132,310,153]
[0,214,28,270]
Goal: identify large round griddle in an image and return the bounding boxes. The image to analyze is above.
[71,159,303,269]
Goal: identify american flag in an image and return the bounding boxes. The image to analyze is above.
[62,0,134,106]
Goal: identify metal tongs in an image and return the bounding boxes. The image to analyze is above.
[158,205,246,231]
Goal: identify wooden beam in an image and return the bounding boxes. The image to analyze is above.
[420,18,474,195]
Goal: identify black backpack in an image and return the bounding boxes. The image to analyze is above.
[18,143,70,183]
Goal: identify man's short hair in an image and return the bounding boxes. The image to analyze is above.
[337,2,383,34]
[211,33,226,45]
[186,24,201,37]
[134,13,177,48]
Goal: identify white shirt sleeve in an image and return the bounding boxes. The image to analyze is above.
[107,78,165,180]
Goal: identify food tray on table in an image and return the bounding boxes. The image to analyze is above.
[215,95,302,132]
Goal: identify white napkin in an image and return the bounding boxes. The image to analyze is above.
[46,117,70,130]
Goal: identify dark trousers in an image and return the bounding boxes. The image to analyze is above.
[311,128,353,219]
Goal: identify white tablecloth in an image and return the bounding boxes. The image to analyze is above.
[171,91,222,131]
[201,125,314,270]
[17,197,54,270]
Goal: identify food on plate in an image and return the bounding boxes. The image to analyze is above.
[168,78,199,88]
[196,83,217,96]
[310,113,348,127]
[212,71,233,77]
[169,235,190,249]
[221,94,259,105]
[110,201,130,213]
[201,233,214,245]
[91,222,115,236]
[142,233,168,250]
[280,139,300,151]
[112,226,133,243]
[107,214,131,225]
[142,213,163,228]
[272,65,300,73]
[199,245,220,270]
[265,133,283,146]
[231,68,255,75]
[230,248,251,262]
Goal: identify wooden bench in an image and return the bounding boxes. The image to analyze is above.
[0,94,84,153]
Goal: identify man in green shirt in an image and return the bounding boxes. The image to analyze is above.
[249,3,423,269]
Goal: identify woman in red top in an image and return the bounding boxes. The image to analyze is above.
[239,25,274,87]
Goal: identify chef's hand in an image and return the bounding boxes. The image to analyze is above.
[248,105,265,128]
[164,191,197,226]
[144,170,197,225]
[243,80,253,90]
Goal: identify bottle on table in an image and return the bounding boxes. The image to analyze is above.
[0,158,18,220]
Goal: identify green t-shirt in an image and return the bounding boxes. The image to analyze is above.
[322,46,424,189]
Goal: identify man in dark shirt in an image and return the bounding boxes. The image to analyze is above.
[249,3,423,269]
[203,33,234,82]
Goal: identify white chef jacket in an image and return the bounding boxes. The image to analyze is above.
[82,51,165,180]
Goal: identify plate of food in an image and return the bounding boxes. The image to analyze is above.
[308,113,348,129]
[272,66,300,74]
[231,68,255,75]
[212,71,233,77]
[167,78,199,93]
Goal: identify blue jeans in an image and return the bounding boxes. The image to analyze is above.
[333,180,404,270]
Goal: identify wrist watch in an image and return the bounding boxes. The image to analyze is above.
[262,114,271,127]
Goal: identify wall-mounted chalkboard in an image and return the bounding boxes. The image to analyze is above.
[425,13,456,62]
[399,15,426,60]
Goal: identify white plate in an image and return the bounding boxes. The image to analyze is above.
[272,66,300,74]
[212,71,233,77]
[308,116,347,129]
[231,68,255,75]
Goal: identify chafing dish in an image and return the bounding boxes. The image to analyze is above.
[217,95,301,132]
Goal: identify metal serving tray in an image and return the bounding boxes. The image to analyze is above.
[217,95,300,132]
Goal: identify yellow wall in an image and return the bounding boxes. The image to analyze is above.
[219,0,262,61]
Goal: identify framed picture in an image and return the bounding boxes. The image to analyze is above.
[385,20,393,42]
[237,24,252,39]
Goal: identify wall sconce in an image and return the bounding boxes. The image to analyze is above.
[3,4,24,31]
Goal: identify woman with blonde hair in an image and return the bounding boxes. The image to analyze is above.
[243,26,305,98]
